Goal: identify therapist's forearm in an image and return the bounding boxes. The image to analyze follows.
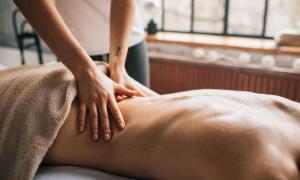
[109,0,136,74]
[13,0,96,76]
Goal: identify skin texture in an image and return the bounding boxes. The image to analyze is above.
[44,68,300,180]
[13,0,141,142]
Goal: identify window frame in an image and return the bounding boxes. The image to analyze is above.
[159,0,272,39]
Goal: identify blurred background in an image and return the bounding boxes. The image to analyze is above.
[141,0,300,37]
[1,0,300,101]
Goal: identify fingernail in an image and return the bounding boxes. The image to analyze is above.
[79,126,84,132]
[104,133,111,141]
[93,133,98,141]
[119,122,125,129]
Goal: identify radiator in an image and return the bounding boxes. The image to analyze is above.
[149,54,300,102]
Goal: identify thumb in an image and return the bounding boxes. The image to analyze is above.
[135,91,147,97]
[115,85,137,97]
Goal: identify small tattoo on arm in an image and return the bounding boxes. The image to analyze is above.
[115,46,122,57]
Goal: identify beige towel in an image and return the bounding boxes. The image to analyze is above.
[0,62,106,180]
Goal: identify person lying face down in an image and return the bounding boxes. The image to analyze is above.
[1,64,300,179]
[41,63,300,180]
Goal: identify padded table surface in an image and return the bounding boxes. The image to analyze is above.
[34,166,135,180]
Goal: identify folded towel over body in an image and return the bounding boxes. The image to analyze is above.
[0,62,106,180]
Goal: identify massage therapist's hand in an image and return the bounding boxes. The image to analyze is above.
[110,67,147,101]
[76,67,136,142]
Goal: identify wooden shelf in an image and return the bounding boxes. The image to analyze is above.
[146,32,300,56]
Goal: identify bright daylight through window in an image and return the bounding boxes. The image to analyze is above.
[141,0,300,38]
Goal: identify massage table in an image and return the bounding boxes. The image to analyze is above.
[34,166,135,180]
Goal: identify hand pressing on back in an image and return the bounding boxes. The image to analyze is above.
[76,67,136,142]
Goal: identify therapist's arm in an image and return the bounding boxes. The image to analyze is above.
[13,0,136,141]
[109,0,147,97]
[109,0,134,74]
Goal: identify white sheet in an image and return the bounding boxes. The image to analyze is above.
[34,166,135,180]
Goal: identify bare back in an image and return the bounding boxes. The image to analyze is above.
[44,89,300,180]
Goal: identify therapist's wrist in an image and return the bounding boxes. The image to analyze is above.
[110,65,126,77]
[72,59,98,81]
[109,65,127,82]
[109,56,126,74]
[58,45,98,80]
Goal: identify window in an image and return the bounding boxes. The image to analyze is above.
[164,0,191,32]
[266,0,300,36]
[193,0,224,33]
[228,0,265,35]
[141,0,300,38]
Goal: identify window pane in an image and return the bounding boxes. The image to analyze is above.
[164,0,191,32]
[139,0,162,30]
[266,0,300,36]
[194,0,224,33]
[228,0,265,35]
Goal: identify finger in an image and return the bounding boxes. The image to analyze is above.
[116,95,123,102]
[118,95,130,101]
[122,83,146,97]
[127,84,146,97]
[115,85,137,97]
[89,103,99,141]
[78,102,87,133]
[115,94,130,101]
[135,90,147,97]
[98,99,111,142]
[108,95,125,130]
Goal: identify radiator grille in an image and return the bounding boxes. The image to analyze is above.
[150,56,300,102]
